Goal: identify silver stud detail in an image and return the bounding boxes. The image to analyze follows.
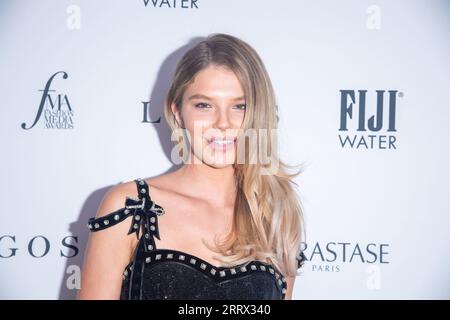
[275,273,280,279]
[200,263,207,270]
[167,253,173,259]
[147,244,153,250]
[150,225,155,231]
[139,180,145,185]
[133,223,138,229]
[129,265,133,271]
[88,224,93,229]
[150,217,156,223]
[240,266,247,272]
[124,209,130,215]
[179,255,185,261]
[135,215,140,221]
[230,268,236,275]
[94,223,100,229]
[219,270,226,277]
[260,265,266,271]
[114,214,120,221]
[269,268,274,274]
[282,277,286,283]
[251,265,257,270]
[145,257,151,263]
[278,279,283,286]
[190,258,196,265]
[210,269,216,275]
[123,270,128,276]
[145,234,149,239]
[103,220,109,225]
[141,188,146,194]
[155,254,162,260]
[282,288,286,294]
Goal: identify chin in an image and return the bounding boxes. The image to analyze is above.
[203,149,236,167]
[197,151,235,168]
[204,161,235,169]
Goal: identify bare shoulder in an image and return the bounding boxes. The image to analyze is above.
[78,179,144,299]
[95,179,140,218]
[93,178,151,241]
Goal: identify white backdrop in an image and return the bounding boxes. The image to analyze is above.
[0,0,449,299]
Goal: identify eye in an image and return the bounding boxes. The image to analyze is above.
[194,102,211,109]
[234,104,246,110]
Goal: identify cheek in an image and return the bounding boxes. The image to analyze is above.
[183,122,211,148]
[230,111,245,126]
[183,109,215,129]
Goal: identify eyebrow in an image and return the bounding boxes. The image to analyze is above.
[187,94,245,101]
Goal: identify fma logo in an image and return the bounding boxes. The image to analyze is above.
[21,71,73,130]
[338,90,402,149]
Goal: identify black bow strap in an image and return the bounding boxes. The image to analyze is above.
[124,196,165,240]
[87,193,165,243]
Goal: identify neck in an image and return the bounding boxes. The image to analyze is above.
[176,162,237,208]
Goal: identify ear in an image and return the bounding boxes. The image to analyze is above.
[171,102,182,127]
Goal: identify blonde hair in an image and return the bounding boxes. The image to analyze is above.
[164,33,306,277]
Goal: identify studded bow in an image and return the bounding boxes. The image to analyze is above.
[125,195,165,240]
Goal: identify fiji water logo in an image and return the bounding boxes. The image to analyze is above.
[143,0,199,8]
[21,71,73,130]
[338,90,403,149]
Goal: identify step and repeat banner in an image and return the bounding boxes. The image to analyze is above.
[0,0,449,299]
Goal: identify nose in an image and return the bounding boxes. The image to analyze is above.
[214,107,231,130]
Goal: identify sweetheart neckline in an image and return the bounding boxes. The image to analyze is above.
[139,247,276,271]
[122,247,287,299]
[123,246,287,294]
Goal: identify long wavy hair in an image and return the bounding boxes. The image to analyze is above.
[163,33,306,277]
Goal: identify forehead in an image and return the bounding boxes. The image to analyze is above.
[184,66,245,100]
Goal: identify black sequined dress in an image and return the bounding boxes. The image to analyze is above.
[87,178,305,300]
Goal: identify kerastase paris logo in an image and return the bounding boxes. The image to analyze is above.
[299,241,390,273]
[21,71,73,130]
[338,90,403,149]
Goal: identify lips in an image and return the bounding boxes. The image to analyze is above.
[206,136,237,152]
[207,136,237,144]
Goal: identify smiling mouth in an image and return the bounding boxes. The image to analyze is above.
[207,137,237,145]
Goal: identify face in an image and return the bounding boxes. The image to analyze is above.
[172,65,246,168]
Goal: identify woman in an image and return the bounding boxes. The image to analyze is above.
[78,33,306,300]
